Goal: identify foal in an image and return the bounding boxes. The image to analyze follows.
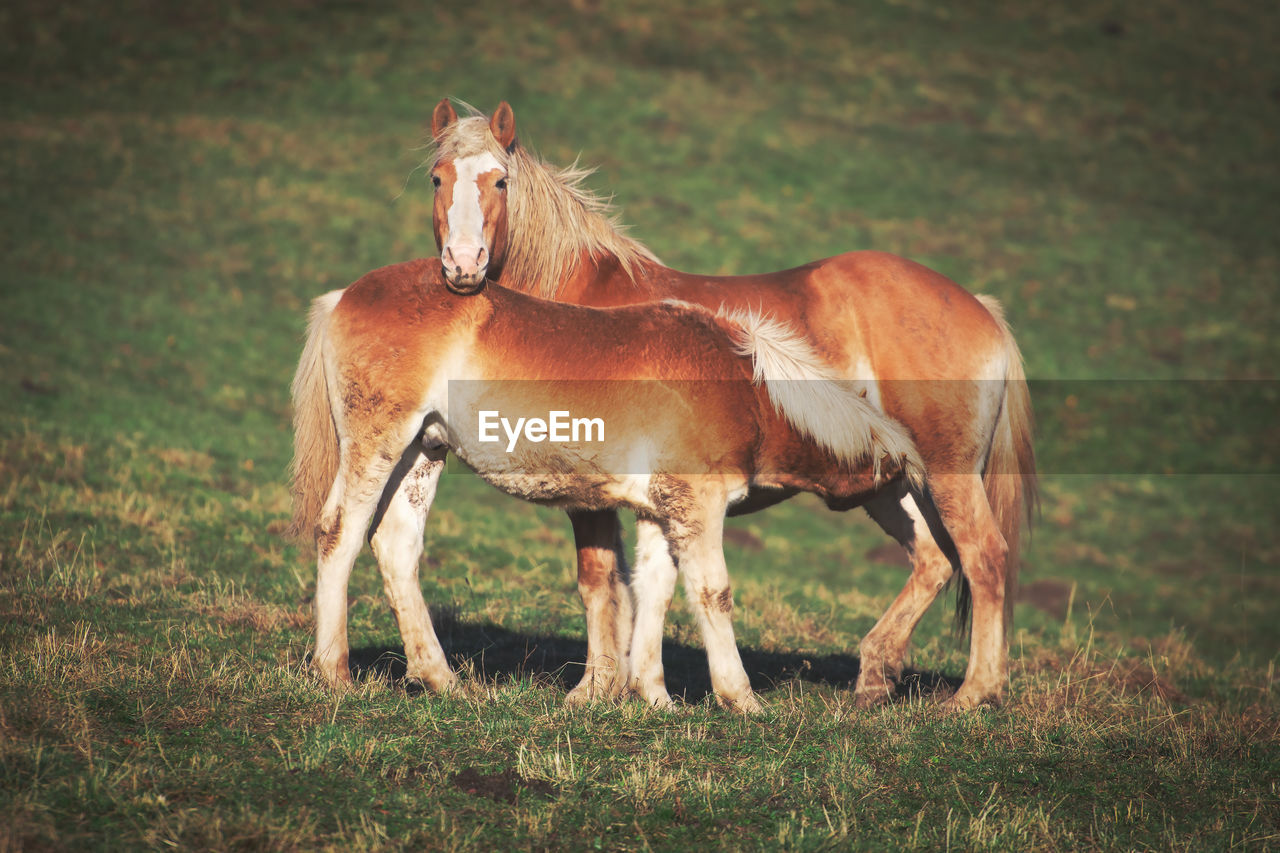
[289,258,930,711]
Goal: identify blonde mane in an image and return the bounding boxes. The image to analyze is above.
[430,111,660,300]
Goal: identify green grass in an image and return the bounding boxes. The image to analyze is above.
[2,0,1278,848]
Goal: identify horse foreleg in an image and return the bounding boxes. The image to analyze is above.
[611,518,634,692]
[669,503,761,714]
[627,518,678,709]
[857,485,956,708]
[565,509,631,704]
[369,444,458,692]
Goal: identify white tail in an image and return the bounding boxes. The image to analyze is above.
[287,289,344,543]
[722,308,925,488]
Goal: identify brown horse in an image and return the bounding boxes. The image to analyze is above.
[289,258,929,711]
[417,100,1038,710]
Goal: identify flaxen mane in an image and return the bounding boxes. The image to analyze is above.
[430,110,659,299]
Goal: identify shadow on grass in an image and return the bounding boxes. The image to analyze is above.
[347,608,961,704]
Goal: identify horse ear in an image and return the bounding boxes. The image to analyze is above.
[490,101,517,150]
[431,99,458,138]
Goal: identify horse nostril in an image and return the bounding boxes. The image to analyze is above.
[476,247,488,267]
[443,247,456,267]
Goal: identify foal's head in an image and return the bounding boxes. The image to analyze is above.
[429,99,516,293]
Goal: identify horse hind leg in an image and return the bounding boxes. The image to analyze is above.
[932,472,1010,710]
[368,442,459,693]
[565,509,632,705]
[856,482,957,708]
[313,440,404,688]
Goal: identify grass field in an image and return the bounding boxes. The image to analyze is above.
[2,0,1277,849]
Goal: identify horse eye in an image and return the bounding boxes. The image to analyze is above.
[431,175,441,189]
[495,178,507,191]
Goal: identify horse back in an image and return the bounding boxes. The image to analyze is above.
[578,250,1005,382]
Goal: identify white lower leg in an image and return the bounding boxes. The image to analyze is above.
[628,519,678,707]
[675,527,758,712]
[312,447,400,687]
[610,537,634,696]
[314,497,380,685]
[314,546,357,684]
[370,449,455,691]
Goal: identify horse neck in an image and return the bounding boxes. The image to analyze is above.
[496,248,670,306]
[497,150,662,303]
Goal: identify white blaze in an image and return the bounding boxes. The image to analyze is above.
[445,152,504,263]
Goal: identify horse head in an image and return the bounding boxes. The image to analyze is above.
[429,99,516,293]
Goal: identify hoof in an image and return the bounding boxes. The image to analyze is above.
[404,673,482,699]
[316,665,355,691]
[636,689,677,712]
[854,689,892,710]
[720,692,765,715]
[940,691,1002,712]
[564,684,607,707]
[565,676,622,707]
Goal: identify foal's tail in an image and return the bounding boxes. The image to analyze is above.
[286,290,345,543]
[975,295,1039,627]
[723,309,925,488]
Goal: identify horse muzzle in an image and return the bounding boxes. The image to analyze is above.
[442,244,489,293]
[444,275,486,295]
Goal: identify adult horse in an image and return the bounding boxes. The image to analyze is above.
[422,100,1038,711]
[289,258,930,711]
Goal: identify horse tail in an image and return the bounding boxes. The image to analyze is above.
[972,295,1039,628]
[722,308,925,489]
[287,289,345,543]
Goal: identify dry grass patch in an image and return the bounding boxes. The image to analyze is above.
[737,582,841,653]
